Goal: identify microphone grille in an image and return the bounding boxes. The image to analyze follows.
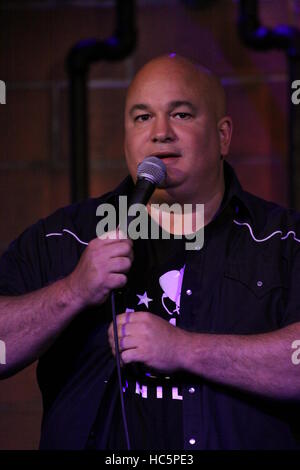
[137,156,166,185]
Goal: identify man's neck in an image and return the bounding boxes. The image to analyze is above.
[146,185,225,235]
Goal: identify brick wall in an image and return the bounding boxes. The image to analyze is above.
[0,0,298,449]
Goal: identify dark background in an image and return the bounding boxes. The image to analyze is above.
[0,0,296,449]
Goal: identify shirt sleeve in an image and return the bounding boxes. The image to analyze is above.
[0,200,92,298]
[0,219,49,296]
[280,236,300,328]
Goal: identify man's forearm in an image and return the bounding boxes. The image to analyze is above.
[0,233,133,379]
[177,322,300,400]
[0,277,83,379]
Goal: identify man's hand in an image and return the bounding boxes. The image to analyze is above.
[108,311,188,372]
[65,230,133,308]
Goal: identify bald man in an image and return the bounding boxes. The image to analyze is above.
[1,55,300,451]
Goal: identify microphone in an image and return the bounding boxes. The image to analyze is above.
[129,156,166,204]
[126,156,167,228]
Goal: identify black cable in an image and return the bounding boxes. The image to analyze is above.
[111,290,131,450]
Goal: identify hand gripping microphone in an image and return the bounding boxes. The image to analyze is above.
[111,156,166,450]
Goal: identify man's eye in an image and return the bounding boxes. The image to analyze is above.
[135,114,151,122]
[173,112,192,120]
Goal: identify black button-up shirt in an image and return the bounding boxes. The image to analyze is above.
[0,162,300,449]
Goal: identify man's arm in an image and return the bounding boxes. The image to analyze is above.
[0,278,82,378]
[179,321,300,399]
[0,233,133,379]
[109,312,300,400]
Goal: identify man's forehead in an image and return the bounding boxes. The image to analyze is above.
[128,100,198,117]
[126,66,208,106]
[125,55,226,119]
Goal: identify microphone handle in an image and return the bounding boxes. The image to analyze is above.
[126,177,156,228]
[128,177,156,206]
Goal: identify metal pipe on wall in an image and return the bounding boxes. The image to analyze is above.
[66,0,137,203]
[238,0,300,209]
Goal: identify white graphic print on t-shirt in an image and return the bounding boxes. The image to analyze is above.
[124,265,185,401]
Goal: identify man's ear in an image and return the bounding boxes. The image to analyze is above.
[218,116,233,157]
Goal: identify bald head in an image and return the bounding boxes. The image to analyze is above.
[126,54,227,121]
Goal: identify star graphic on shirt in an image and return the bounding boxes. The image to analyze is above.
[137,291,153,309]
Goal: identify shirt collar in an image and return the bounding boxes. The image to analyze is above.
[219,161,270,236]
[220,161,255,222]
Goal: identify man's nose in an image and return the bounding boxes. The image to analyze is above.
[151,115,176,143]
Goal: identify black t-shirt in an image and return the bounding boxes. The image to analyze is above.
[92,226,191,450]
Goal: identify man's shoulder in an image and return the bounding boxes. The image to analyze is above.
[39,176,133,240]
[244,190,300,220]
[4,177,132,257]
[239,189,300,243]
[48,189,115,226]
[226,162,300,230]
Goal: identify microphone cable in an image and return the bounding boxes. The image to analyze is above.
[111,290,131,450]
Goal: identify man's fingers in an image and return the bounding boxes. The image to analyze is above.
[94,230,133,260]
[121,348,138,364]
[97,229,128,241]
[117,335,137,353]
[109,256,132,274]
[108,314,137,354]
[106,273,128,290]
[108,322,134,345]
[123,335,137,351]
[105,241,133,260]
[109,333,137,356]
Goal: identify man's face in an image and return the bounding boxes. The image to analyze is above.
[124,60,232,204]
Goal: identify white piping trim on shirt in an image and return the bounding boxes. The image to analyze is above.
[45,221,300,246]
[46,229,89,246]
[233,220,300,243]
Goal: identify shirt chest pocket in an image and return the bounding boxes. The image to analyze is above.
[220,261,288,333]
[224,262,285,299]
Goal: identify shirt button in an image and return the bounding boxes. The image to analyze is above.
[186,289,192,296]
[188,387,195,394]
[189,438,196,445]
[257,280,263,287]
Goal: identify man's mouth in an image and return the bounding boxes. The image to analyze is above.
[148,152,181,160]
